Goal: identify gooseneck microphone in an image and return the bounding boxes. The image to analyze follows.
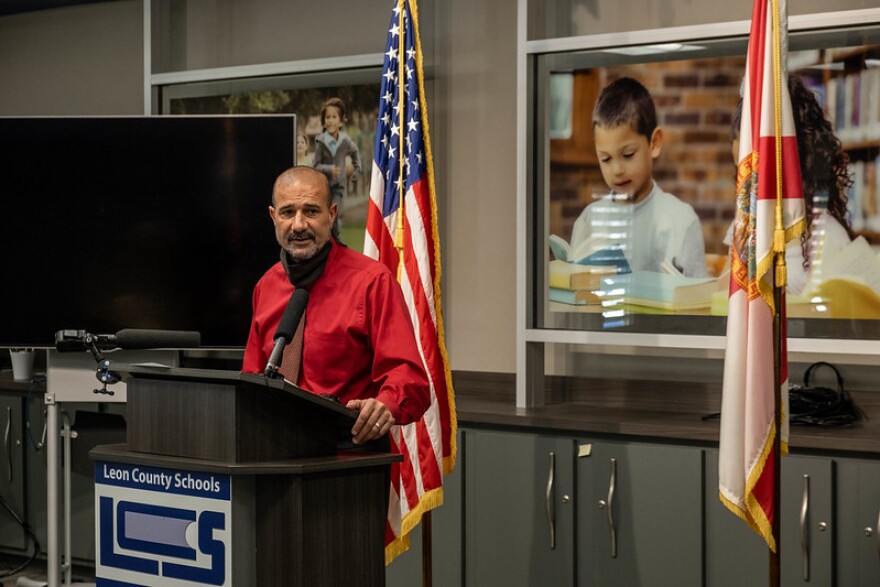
[53,328,202,396]
[264,288,309,379]
[115,329,201,349]
[55,328,201,351]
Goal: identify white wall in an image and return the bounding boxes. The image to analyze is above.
[432,0,518,373]
[0,1,143,115]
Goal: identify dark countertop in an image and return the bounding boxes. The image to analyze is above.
[3,370,876,457]
[452,371,880,457]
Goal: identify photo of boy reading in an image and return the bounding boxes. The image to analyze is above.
[568,77,707,278]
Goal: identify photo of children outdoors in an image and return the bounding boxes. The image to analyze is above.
[170,82,380,250]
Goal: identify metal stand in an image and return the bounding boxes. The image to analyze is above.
[44,349,177,586]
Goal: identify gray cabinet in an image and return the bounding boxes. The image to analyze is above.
[0,393,26,550]
[705,447,767,586]
[463,428,575,586]
[780,455,833,586]
[576,440,704,587]
[461,429,703,586]
[705,449,833,586]
[837,457,880,586]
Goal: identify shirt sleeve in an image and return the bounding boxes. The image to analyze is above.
[241,282,268,373]
[348,139,363,175]
[367,270,431,425]
[674,219,708,277]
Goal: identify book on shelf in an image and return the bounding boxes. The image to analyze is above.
[548,233,631,272]
[548,286,604,306]
[549,259,620,291]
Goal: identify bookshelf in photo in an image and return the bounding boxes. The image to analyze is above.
[796,44,880,243]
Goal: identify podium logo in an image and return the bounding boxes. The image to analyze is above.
[98,498,227,585]
[94,462,232,586]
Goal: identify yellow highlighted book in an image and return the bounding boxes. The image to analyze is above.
[548,286,603,305]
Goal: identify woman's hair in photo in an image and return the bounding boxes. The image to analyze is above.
[732,74,855,267]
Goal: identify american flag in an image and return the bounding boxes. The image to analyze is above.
[364,0,457,563]
[718,0,805,552]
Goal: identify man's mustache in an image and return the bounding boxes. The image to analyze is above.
[287,229,315,242]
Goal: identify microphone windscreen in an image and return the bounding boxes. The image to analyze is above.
[274,288,309,342]
[114,329,201,350]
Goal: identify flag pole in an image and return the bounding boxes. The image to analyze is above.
[396,2,434,584]
[422,509,433,587]
[395,0,406,280]
[769,0,785,583]
[770,272,783,587]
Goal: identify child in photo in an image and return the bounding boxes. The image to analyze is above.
[313,97,363,210]
[569,77,707,277]
[296,132,314,166]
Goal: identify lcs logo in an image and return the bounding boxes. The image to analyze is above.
[99,498,227,585]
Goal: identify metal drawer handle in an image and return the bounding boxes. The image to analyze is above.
[800,474,810,581]
[546,451,555,550]
[40,408,48,450]
[608,458,617,558]
[4,406,11,482]
[876,505,880,558]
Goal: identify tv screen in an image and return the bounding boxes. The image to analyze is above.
[0,115,296,348]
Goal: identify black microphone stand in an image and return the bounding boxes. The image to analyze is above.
[56,330,119,395]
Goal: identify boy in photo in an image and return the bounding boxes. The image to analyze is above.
[569,77,707,277]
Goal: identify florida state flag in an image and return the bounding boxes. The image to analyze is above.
[718,0,806,552]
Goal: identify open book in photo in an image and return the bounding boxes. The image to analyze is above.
[806,235,880,295]
[804,235,880,318]
[549,233,631,273]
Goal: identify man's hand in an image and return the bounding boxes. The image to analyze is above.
[346,397,395,445]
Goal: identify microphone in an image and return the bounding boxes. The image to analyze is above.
[114,329,201,349]
[264,288,309,378]
[55,328,201,352]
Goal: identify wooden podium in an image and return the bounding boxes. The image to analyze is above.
[89,365,399,587]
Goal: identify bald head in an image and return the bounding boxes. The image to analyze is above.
[273,166,331,207]
[269,165,338,261]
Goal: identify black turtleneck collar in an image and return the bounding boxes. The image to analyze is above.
[281,240,333,288]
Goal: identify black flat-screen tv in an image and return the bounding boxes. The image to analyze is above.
[0,115,296,348]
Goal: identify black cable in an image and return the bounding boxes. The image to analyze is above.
[0,492,41,579]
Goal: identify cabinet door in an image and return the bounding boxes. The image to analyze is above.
[780,455,834,586]
[836,458,880,586]
[0,394,26,550]
[577,440,703,587]
[705,447,767,586]
[706,449,833,587]
[464,429,575,587]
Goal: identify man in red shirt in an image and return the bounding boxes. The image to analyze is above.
[242,166,429,445]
